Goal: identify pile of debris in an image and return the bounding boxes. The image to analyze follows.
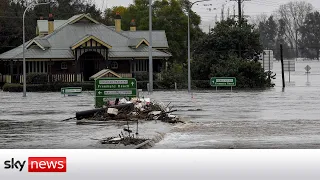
[76,97,183,124]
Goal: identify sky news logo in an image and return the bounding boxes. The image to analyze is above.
[4,157,66,172]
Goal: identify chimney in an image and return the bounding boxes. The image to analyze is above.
[130,19,136,31]
[48,13,54,34]
[115,12,121,32]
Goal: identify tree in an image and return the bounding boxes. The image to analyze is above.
[274,18,295,60]
[299,11,320,60]
[103,0,203,64]
[0,0,102,54]
[258,15,278,50]
[190,18,272,89]
[250,14,268,27]
[277,1,313,54]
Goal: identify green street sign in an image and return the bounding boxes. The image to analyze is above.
[95,89,137,96]
[61,87,82,94]
[95,78,137,89]
[94,78,137,107]
[210,77,236,87]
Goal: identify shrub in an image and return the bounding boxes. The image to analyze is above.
[26,73,48,84]
[158,63,187,89]
[133,72,149,81]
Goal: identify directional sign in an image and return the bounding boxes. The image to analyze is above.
[61,87,82,95]
[305,65,311,72]
[95,79,137,89]
[283,60,295,71]
[210,77,236,87]
[95,89,137,96]
[95,78,137,107]
[259,50,274,71]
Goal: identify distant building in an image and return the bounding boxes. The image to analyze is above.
[0,13,171,83]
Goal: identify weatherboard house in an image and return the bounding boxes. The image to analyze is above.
[0,13,171,83]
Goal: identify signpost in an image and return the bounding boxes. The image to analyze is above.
[305,65,311,72]
[61,87,82,96]
[95,78,137,107]
[283,60,295,82]
[305,65,311,83]
[259,50,274,71]
[210,77,236,92]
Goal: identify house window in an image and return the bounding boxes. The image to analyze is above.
[61,62,67,69]
[110,61,118,69]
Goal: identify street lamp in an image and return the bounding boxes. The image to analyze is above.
[187,0,210,93]
[148,0,153,94]
[23,1,51,97]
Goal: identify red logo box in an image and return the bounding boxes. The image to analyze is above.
[28,157,67,172]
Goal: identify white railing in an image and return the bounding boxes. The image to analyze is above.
[118,73,132,78]
[1,74,83,83]
[50,74,82,82]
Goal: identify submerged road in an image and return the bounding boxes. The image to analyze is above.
[1,61,320,149]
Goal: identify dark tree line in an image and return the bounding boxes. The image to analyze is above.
[256,1,320,60]
[0,0,102,54]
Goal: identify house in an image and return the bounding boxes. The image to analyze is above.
[0,13,171,83]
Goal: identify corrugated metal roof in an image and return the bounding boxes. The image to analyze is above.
[128,38,145,47]
[109,45,171,58]
[34,38,51,48]
[0,41,30,59]
[14,48,74,59]
[121,31,169,48]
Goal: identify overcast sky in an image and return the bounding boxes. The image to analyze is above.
[92,0,320,31]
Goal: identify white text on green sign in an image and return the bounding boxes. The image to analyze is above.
[210,77,236,87]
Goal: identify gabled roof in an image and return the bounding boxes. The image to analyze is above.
[121,31,169,48]
[26,38,51,50]
[89,69,122,80]
[71,35,112,50]
[68,14,99,25]
[26,40,46,50]
[109,45,171,58]
[128,38,150,48]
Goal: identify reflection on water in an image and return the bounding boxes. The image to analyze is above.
[1,61,320,149]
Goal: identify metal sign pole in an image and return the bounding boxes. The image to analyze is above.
[262,51,265,70]
[268,50,271,75]
[289,61,291,83]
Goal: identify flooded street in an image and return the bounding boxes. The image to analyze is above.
[1,61,320,149]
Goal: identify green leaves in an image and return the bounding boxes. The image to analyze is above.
[299,11,320,60]
[103,0,202,64]
[191,18,272,88]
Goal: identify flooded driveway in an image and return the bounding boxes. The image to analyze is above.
[1,61,320,148]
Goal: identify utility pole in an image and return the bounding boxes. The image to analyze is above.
[187,0,210,93]
[230,0,250,57]
[221,4,225,21]
[238,0,241,25]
